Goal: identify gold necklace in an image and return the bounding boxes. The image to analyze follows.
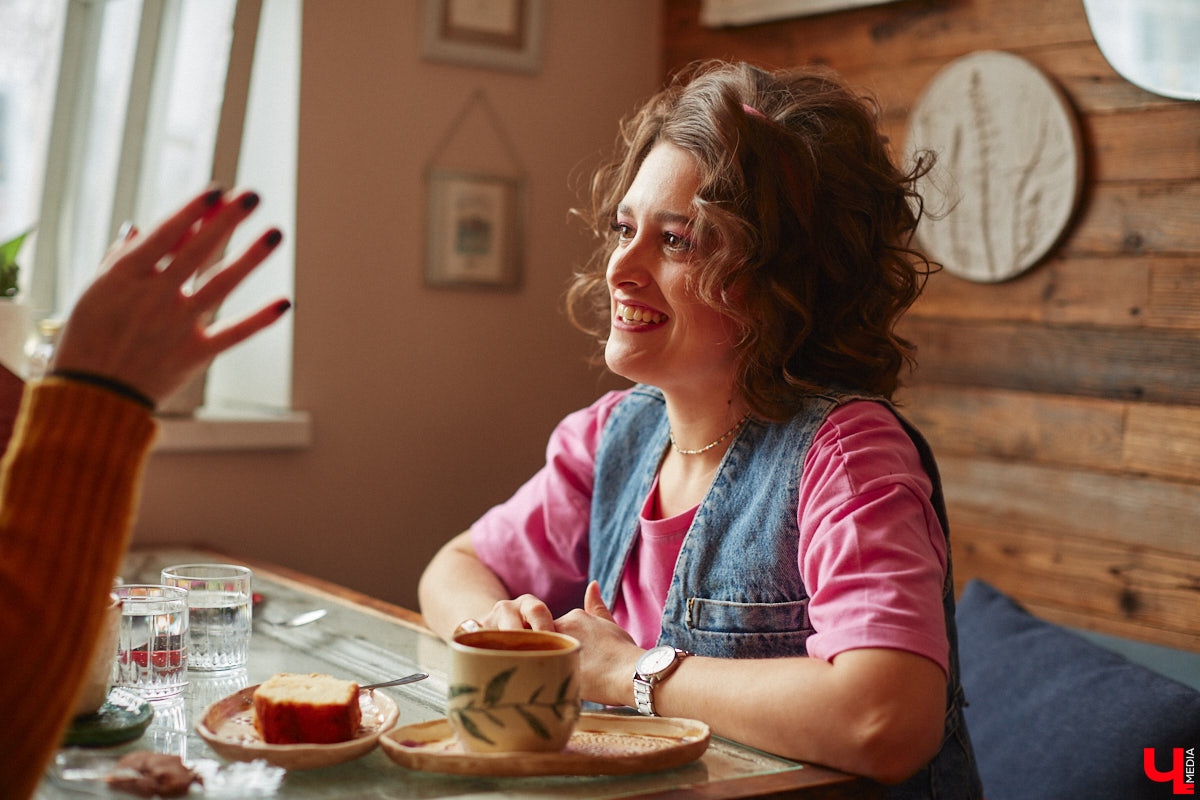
[669,411,751,455]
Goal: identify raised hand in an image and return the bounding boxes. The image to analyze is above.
[51,187,290,406]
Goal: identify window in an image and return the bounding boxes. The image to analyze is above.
[2,0,298,416]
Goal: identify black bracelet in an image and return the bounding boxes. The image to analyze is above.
[48,369,156,411]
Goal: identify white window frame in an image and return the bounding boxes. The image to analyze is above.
[32,0,260,317]
[29,0,307,448]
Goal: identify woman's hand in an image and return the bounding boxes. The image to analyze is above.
[554,581,643,707]
[51,187,290,406]
[475,594,557,632]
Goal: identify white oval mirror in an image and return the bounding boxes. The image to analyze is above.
[1083,0,1200,101]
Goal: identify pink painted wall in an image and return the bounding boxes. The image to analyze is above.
[131,0,659,609]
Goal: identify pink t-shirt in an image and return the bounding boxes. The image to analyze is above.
[470,389,950,675]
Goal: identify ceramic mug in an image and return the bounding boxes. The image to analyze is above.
[447,629,581,753]
[71,592,121,716]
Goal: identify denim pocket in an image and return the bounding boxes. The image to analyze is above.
[687,597,811,634]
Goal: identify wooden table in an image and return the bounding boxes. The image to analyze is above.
[36,546,882,799]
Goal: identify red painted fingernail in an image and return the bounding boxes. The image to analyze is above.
[264,228,283,247]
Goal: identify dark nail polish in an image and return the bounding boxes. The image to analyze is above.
[241,192,261,210]
[203,188,223,206]
[274,299,293,315]
[264,228,283,247]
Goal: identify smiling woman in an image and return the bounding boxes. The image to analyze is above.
[419,60,984,797]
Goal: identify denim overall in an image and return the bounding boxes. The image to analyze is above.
[588,384,982,799]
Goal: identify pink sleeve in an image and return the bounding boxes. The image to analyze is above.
[798,401,950,676]
[470,390,630,617]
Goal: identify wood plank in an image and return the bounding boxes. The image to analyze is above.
[907,256,1200,330]
[855,41,1182,120]
[1151,259,1200,328]
[898,384,1200,484]
[896,384,1126,472]
[950,523,1200,651]
[900,318,1200,404]
[663,0,1093,79]
[937,453,1200,557]
[1065,181,1200,255]
[1086,105,1200,183]
[1124,404,1200,481]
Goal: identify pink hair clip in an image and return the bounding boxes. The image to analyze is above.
[742,103,767,120]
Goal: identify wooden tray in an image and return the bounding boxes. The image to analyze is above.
[379,712,710,776]
[196,684,399,770]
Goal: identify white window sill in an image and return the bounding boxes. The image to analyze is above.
[152,406,312,453]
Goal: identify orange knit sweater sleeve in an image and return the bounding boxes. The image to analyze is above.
[0,378,157,800]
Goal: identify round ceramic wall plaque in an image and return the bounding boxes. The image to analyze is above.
[904,50,1083,283]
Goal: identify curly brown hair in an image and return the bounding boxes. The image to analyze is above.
[567,60,937,420]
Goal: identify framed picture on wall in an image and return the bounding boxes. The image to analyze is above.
[700,0,901,27]
[421,0,545,74]
[425,169,523,290]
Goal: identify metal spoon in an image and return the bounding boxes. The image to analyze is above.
[264,608,327,628]
[361,672,428,690]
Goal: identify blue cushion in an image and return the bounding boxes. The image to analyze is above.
[956,579,1200,800]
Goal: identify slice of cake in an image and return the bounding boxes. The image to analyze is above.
[252,673,362,744]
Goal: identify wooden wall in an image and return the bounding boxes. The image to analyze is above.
[663,0,1200,651]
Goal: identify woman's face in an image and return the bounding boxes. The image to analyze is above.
[604,142,739,400]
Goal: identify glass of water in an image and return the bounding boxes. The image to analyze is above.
[160,564,253,671]
[115,585,189,699]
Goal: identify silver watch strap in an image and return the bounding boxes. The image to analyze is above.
[633,676,656,716]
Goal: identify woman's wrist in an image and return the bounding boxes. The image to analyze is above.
[46,369,155,411]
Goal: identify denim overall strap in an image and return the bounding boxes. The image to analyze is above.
[588,384,982,799]
[588,385,671,607]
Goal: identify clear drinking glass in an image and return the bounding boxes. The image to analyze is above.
[161,564,252,671]
[115,585,189,699]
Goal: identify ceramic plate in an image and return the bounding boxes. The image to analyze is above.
[196,684,399,770]
[380,712,710,776]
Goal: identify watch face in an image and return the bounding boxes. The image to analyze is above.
[637,646,677,676]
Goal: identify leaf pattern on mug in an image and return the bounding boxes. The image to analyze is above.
[483,668,515,706]
[515,706,551,740]
[451,708,495,745]
[450,668,579,744]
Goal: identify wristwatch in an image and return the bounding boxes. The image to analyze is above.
[633,645,692,716]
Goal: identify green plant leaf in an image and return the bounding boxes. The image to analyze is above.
[448,683,478,699]
[0,227,33,298]
[483,668,515,706]
[0,228,33,268]
[515,706,551,740]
